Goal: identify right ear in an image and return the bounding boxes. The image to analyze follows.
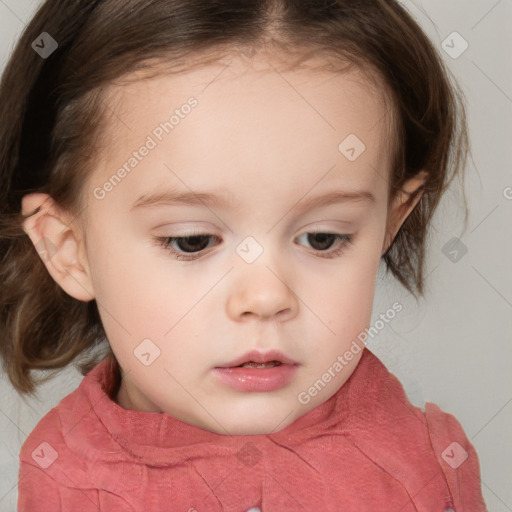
[21,193,95,302]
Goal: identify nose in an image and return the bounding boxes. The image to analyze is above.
[226,263,298,322]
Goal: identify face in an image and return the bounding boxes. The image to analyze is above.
[24,51,423,435]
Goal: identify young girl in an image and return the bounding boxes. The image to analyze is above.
[0,0,488,511]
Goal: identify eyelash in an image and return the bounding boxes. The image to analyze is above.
[154,230,353,261]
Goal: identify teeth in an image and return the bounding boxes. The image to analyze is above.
[241,360,282,368]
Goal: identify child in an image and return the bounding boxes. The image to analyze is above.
[0,0,488,511]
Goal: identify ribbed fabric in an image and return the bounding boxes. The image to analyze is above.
[18,348,487,511]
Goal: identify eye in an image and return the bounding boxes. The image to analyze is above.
[295,231,353,259]
[155,230,353,261]
[155,233,220,261]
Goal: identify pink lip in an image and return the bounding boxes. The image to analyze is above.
[216,349,298,368]
[213,349,299,392]
[212,364,298,392]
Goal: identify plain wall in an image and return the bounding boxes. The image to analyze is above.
[0,1,511,511]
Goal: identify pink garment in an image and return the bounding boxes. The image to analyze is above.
[18,348,487,511]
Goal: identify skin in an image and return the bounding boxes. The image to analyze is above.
[21,51,426,435]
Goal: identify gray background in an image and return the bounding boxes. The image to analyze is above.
[0,1,511,511]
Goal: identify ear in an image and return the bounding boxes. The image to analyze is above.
[21,193,95,301]
[381,171,428,255]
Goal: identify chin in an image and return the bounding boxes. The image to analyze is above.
[215,411,299,436]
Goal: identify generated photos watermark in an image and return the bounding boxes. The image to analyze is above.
[297,301,403,405]
[93,97,198,200]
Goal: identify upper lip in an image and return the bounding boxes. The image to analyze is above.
[216,349,298,368]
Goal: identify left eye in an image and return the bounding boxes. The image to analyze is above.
[296,232,347,251]
[155,231,353,261]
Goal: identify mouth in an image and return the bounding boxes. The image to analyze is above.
[213,350,299,392]
[216,349,298,369]
[234,360,283,368]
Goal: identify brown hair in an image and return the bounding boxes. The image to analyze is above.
[0,0,469,395]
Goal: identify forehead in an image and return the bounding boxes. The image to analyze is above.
[103,51,393,139]
[88,51,395,208]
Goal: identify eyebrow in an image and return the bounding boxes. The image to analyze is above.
[130,188,376,213]
[130,189,235,211]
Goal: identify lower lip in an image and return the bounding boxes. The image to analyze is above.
[212,364,298,392]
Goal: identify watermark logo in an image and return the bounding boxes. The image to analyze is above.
[338,133,366,162]
[442,32,469,60]
[237,442,262,467]
[31,442,58,469]
[442,237,468,263]
[133,338,161,366]
[441,441,468,469]
[235,236,264,264]
[31,32,58,59]
[35,236,58,263]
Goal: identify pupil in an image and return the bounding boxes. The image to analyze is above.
[178,235,210,253]
[309,233,334,250]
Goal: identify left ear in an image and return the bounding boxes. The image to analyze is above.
[382,170,428,255]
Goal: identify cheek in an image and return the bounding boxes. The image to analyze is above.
[85,226,215,375]
[314,237,382,344]
[84,221,179,338]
